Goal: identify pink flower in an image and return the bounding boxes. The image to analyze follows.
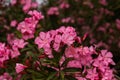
[101,69,115,80]
[0,73,13,80]
[61,17,74,23]
[22,0,31,12]
[10,20,17,27]
[10,0,17,5]
[12,39,27,49]
[67,60,82,68]
[99,0,107,6]
[47,7,59,15]
[35,32,52,49]
[10,49,20,58]
[28,10,44,20]
[61,33,75,46]
[116,19,120,30]
[99,50,115,65]
[53,34,62,51]
[17,21,34,40]
[65,46,76,58]
[86,68,99,80]
[17,10,43,40]
[59,2,70,9]
[0,43,10,63]
[31,2,38,8]
[44,48,53,58]
[15,63,27,74]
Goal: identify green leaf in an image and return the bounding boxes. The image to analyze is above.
[27,69,44,76]
[65,75,77,80]
[63,68,81,73]
[21,47,31,52]
[46,72,57,80]
[60,71,64,80]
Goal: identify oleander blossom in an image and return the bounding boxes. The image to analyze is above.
[35,26,77,57]
[10,20,17,27]
[35,26,115,79]
[65,46,115,79]
[59,2,70,9]
[15,63,27,74]
[17,10,44,40]
[0,73,13,80]
[47,7,59,15]
[0,43,10,67]
[7,34,27,58]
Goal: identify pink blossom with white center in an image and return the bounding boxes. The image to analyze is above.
[47,7,59,15]
[0,73,13,80]
[15,63,27,74]
[35,32,52,49]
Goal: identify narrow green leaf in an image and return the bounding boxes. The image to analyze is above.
[60,71,64,80]
[63,68,81,73]
[46,72,57,80]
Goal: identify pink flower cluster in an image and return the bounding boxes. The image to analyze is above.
[35,26,78,58]
[59,2,70,9]
[7,33,27,58]
[62,17,75,23]
[0,73,12,80]
[65,46,115,80]
[0,34,27,68]
[35,26,115,80]
[47,7,59,15]
[0,43,10,68]
[17,10,44,40]
[10,0,38,12]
